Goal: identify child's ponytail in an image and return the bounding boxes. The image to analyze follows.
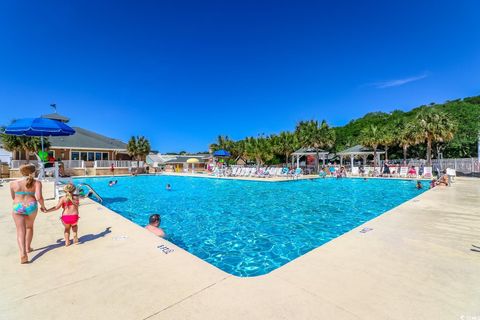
[63,183,77,205]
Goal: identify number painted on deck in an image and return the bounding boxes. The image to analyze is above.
[157,244,175,254]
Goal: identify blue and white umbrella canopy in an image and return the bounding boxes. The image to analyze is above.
[4,117,75,151]
[213,149,231,157]
[5,117,75,137]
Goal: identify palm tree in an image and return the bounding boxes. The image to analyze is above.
[295,120,335,171]
[396,121,418,162]
[360,124,383,169]
[244,136,273,167]
[414,109,457,165]
[127,136,151,167]
[209,135,232,153]
[378,126,395,161]
[1,130,47,160]
[275,131,299,165]
[231,139,247,163]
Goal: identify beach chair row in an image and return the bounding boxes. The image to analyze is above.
[351,166,436,178]
[222,166,302,178]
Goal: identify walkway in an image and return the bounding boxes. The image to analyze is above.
[0,178,478,319]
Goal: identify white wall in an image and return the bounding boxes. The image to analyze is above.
[0,147,12,165]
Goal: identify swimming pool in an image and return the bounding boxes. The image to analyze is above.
[75,175,426,276]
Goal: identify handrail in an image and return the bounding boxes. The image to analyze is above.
[76,183,103,203]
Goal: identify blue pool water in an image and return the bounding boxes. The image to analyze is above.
[75,176,425,277]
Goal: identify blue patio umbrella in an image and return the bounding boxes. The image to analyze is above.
[213,149,231,157]
[4,117,75,151]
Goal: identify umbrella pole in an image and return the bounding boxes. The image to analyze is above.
[41,135,44,152]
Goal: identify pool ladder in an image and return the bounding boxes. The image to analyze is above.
[76,183,103,203]
[55,180,103,203]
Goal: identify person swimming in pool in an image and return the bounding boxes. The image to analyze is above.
[145,214,165,238]
[166,184,171,191]
[416,181,423,189]
[108,180,118,187]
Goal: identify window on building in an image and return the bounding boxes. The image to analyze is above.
[80,152,88,161]
[71,152,80,160]
[88,152,94,161]
[102,152,109,160]
[95,152,102,160]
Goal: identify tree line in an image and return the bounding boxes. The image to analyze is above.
[210,95,480,166]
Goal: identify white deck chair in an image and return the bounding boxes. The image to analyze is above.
[279,168,289,177]
[422,167,432,178]
[239,167,246,176]
[258,167,267,178]
[446,168,456,184]
[364,166,373,176]
[351,167,359,176]
[231,167,238,176]
[273,167,281,177]
[399,167,408,177]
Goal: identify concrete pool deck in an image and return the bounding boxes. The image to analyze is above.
[0,177,479,319]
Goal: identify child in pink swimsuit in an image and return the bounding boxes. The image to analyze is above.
[46,183,80,246]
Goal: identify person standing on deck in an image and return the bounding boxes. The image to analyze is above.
[10,164,47,264]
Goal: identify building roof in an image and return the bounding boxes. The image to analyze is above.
[337,145,385,155]
[146,153,178,164]
[41,113,70,123]
[146,153,209,164]
[292,147,329,156]
[48,127,127,150]
[165,156,207,164]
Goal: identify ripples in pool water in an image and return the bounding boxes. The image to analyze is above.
[75,176,425,276]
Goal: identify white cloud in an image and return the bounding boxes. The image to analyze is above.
[370,72,429,88]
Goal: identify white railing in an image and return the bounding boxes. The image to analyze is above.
[10,160,39,169]
[397,158,480,174]
[380,158,480,174]
[434,158,479,174]
[131,161,144,168]
[10,160,85,169]
[62,160,85,168]
[94,160,143,168]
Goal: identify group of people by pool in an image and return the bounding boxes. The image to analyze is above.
[318,165,347,178]
[9,164,172,264]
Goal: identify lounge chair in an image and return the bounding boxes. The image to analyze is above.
[446,168,456,184]
[238,167,246,176]
[364,166,373,176]
[422,167,433,178]
[407,167,418,178]
[293,167,303,178]
[274,167,282,177]
[351,167,359,176]
[399,167,408,178]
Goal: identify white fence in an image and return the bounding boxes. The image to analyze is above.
[10,160,146,169]
[434,158,479,174]
[399,158,480,174]
[11,160,85,169]
[94,160,144,168]
[11,160,39,169]
[62,160,85,168]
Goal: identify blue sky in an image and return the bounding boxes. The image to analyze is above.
[1,1,479,152]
